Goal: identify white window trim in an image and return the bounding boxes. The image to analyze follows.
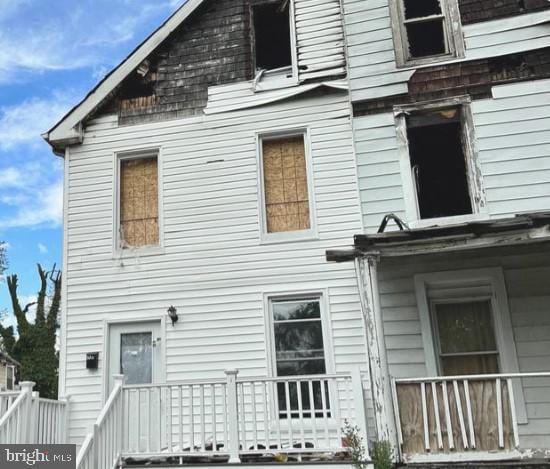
[251,0,299,91]
[264,290,336,428]
[414,267,527,423]
[394,96,487,228]
[256,128,318,244]
[112,147,164,257]
[389,0,465,67]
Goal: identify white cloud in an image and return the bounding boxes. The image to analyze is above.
[38,243,48,254]
[0,180,63,230]
[0,92,79,150]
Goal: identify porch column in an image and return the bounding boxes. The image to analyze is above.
[355,256,397,444]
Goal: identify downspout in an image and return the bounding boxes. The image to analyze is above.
[354,255,397,447]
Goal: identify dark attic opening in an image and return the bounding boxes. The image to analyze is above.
[406,107,473,220]
[252,0,292,71]
[404,0,447,58]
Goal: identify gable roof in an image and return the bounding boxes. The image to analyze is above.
[43,0,206,149]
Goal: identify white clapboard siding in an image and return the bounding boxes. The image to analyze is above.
[342,0,550,101]
[295,0,346,81]
[353,78,550,233]
[377,247,550,450]
[63,92,372,445]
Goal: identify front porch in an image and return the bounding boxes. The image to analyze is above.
[75,370,369,469]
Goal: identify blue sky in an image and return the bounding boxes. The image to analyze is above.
[0,0,184,326]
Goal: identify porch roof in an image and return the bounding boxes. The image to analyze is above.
[327,212,550,261]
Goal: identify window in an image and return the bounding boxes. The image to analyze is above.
[6,366,14,390]
[406,107,473,220]
[270,296,330,418]
[252,1,292,73]
[260,133,315,239]
[118,154,159,249]
[432,300,500,375]
[390,0,464,66]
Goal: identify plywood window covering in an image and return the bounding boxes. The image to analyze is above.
[433,300,500,375]
[120,156,159,248]
[262,136,310,233]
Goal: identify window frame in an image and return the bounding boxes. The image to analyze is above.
[389,0,465,67]
[5,365,15,391]
[414,267,527,423]
[394,96,487,228]
[250,0,299,90]
[113,148,164,256]
[257,129,318,244]
[264,290,336,421]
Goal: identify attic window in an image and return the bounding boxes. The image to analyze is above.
[252,1,292,72]
[390,0,463,66]
[406,107,473,220]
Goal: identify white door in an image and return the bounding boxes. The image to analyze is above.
[108,321,163,392]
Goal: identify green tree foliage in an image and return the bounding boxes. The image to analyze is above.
[0,264,61,398]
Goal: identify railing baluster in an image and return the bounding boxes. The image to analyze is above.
[453,380,468,450]
[431,381,443,449]
[211,384,217,452]
[441,381,454,450]
[308,381,317,447]
[251,382,258,451]
[168,386,173,453]
[496,378,504,449]
[420,382,430,452]
[296,379,305,451]
[262,381,269,451]
[222,383,228,451]
[463,379,475,449]
[189,385,195,452]
[507,378,519,448]
[284,381,293,448]
[320,379,329,448]
[178,385,183,452]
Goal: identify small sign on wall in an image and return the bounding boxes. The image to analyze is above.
[86,352,99,370]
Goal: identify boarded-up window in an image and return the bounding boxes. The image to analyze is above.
[433,300,500,375]
[120,156,159,248]
[262,136,310,233]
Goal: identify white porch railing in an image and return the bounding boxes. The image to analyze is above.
[76,375,124,469]
[392,372,550,463]
[0,382,69,444]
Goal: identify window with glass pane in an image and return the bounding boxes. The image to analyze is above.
[120,332,153,385]
[272,298,329,418]
[433,300,500,375]
[6,366,14,390]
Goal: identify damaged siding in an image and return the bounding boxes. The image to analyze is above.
[377,246,550,450]
[354,78,550,232]
[342,0,550,103]
[63,92,372,445]
[295,0,347,81]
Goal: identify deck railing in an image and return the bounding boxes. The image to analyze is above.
[76,375,124,469]
[0,392,20,421]
[120,368,369,463]
[35,396,70,444]
[392,372,550,462]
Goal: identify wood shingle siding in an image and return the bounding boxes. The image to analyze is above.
[64,92,372,444]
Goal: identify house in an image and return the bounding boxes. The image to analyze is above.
[39,1,372,468]
[0,351,18,392]
[0,0,547,468]
[325,0,550,465]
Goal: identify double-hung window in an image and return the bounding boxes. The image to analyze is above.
[117,152,160,250]
[270,296,330,418]
[259,133,316,241]
[6,365,14,390]
[390,0,464,66]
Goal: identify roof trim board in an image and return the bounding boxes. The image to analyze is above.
[43,0,206,147]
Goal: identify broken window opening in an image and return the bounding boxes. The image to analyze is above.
[406,108,473,220]
[252,1,292,72]
[403,0,447,59]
